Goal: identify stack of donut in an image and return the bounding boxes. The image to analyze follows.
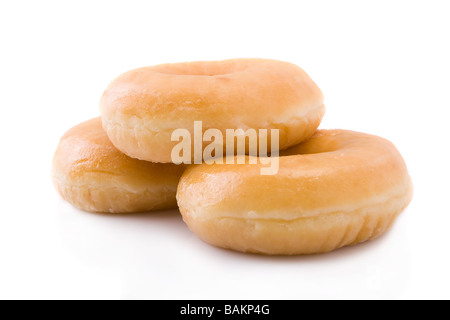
[53,59,413,255]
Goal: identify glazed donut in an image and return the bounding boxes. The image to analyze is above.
[176,130,413,255]
[100,58,324,163]
[52,118,185,213]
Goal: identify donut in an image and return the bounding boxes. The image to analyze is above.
[52,118,185,213]
[176,130,413,255]
[100,58,325,163]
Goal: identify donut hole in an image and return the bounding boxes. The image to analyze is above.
[157,69,231,76]
[280,132,342,156]
[153,61,247,76]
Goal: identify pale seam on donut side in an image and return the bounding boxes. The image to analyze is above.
[182,177,412,221]
[102,101,324,133]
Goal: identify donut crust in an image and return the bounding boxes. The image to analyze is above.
[52,118,185,213]
[176,130,413,255]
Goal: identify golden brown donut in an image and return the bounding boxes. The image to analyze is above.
[176,130,413,255]
[100,58,325,163]
[52,118,185,213]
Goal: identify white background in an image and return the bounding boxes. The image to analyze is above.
[0,0,449,300]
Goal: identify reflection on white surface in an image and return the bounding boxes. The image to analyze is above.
[57,200,410,299]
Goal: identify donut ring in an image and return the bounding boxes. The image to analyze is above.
[100,59,324,163]
[176,130,413,255]
[52,118,185,213]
